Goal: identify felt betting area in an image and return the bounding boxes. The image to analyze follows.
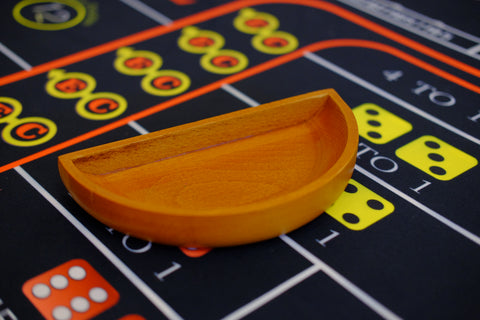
[0,0,479,319]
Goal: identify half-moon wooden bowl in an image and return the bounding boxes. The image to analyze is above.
[58,89,358,247]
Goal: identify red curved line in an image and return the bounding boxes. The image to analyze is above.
[0,0,478,87]
[0,38,477,174]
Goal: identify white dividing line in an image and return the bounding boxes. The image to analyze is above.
[14,166,183,320]
[337,0,480,60]
[466,44,480,56]
[119,0,173,25]
[303,51,480,146]
[128,120,150,135]
[280,235,403,320]
[222,264,321,320]
[222,84,261,107]
[354,164,480,246]
[0,41,32,70]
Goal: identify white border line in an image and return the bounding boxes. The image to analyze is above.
[14,166,183,320]
[0,41,32,71]
[280,235,403,320]
[466,44,480,56]
[303,51,480,146]
[128,120,150,135]
[222,84,261,107]
[119,0,173,25]
[222,264,322,320]
[355,164,480,246]
[337,0,480,60]
[339,0,480,42]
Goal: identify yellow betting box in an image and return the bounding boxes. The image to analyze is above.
[326,179,395,231]
[353,103,412,144]
[396,135,478,181]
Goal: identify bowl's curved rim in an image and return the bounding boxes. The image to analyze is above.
[59,89,358,219]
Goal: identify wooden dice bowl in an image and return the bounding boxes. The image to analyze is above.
[58,89,358,247]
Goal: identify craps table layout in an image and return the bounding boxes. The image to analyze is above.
[0,0,479,319]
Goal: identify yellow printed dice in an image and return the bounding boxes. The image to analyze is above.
[353,103,412,144]
[395,135,477,181]
[326,179,394,230]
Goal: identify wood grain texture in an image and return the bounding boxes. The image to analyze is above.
[58,89,358,247]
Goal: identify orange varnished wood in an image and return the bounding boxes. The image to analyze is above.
[58,89,358,247]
